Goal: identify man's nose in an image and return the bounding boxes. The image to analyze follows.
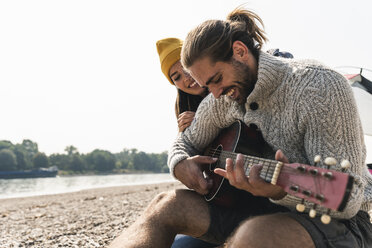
[210,86,222,98]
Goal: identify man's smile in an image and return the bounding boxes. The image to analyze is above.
[224,86,239,100]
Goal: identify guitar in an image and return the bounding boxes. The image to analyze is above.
[203,121,354,224]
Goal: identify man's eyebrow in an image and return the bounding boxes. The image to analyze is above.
[205,73,219,86]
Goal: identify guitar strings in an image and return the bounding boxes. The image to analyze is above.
[205,149,330,196]
[206,148,279,172]
[206,149,311,179]
[206,149,282,173]
[206,148,305,171]
[207,148,275,164]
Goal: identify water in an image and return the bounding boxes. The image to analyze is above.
[0,173,174,199]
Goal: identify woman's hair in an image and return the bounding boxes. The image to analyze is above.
[175,89,205,117]
[181,7,267,69]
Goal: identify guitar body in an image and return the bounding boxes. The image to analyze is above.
[204,121,269,206]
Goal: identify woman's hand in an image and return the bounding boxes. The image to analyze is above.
[177,111,196,132]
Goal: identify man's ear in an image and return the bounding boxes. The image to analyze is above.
[232,41,249,59]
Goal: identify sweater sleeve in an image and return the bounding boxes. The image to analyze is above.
[167,95,240,178]
[270,70,367,219]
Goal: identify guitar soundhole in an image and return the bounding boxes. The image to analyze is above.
[209,145,222,171]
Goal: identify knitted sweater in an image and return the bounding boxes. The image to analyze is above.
[168,51,372,219]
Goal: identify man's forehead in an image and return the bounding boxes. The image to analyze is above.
[189,57,216,86]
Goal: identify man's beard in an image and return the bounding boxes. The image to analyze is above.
[231,58,257,104]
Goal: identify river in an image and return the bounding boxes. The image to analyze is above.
[0,173,174,199]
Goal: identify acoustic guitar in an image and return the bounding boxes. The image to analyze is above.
[203,121,354,224]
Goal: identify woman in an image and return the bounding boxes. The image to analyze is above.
[157,37,215,248]
[156,37,208,133]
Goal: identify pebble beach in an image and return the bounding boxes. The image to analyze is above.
[1,181,371,248]
[0,182,183,248]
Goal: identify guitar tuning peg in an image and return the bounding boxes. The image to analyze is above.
[321,209,332,224]
[324,157,337,168]
[314,155,321,165]
[309,207,317,218]
[341,160,351,170]
[296,199,306,212]
[321,213,332,224]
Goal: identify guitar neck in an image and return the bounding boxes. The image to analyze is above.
[218,151,280,183]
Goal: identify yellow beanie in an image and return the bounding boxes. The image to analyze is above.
[156,38,183,85]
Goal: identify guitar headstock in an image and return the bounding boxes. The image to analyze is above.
[276,156,354,224]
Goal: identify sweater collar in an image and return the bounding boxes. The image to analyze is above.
[246,51,288,102]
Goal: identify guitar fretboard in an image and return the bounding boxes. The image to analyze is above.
[209,149,281,183]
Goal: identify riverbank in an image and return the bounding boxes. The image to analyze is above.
[0,181,184,247]
[1,181,370,247]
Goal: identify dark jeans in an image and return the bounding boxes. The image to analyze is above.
[171,235,216,248]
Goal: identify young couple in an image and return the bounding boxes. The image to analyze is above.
[110,7,372,248]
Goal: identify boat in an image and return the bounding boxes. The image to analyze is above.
[0,166,58,179]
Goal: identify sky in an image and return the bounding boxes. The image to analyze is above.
[1,0,371,156]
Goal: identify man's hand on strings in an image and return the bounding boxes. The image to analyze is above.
[214,150,288,200]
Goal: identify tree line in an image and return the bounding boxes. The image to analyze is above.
[0,139,169,174]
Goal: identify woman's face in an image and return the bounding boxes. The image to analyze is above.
[169,61,205,96]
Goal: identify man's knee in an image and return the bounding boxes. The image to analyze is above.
[227,215,270,247]
[143,189,209,233]
[227,214,314,248]
[144,190,177,216]
[149,191,173,207]
[144,189,202,219]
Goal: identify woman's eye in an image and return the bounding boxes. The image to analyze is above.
[173,75,180,81]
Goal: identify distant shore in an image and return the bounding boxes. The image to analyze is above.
[0,181,184,247]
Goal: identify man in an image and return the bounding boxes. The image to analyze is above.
[110,7,372,248]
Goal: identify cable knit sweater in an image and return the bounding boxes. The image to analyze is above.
[168,51,372,219]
